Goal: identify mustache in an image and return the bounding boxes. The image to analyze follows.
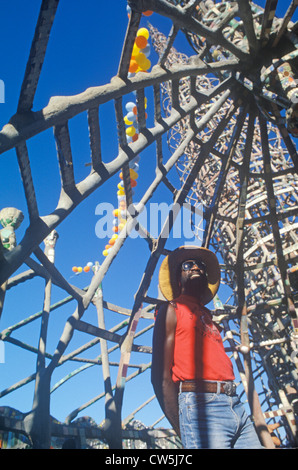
[184,272,207,284]
[187,270,205,278]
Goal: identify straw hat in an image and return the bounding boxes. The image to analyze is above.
[158,245,221,305]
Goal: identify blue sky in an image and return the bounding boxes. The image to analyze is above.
[0,0,296,438]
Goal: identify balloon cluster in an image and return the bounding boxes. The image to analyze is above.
[72,261,94,274]
[71,8,153,270]
[101,14,153,257]
[129,27,151,75]
[126,4,153,76]
[102,199,125,257]
[124,98,148,144]
[102,154,140,258]
[125,25,151,143]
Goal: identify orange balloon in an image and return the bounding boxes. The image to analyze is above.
[113,226,119,233]
[133,105,138,115]
[143,10,153,16]
[72,266,78,272]
[109,238,116,246]
[132,133,139,142]
[131,179,137,188]
[129,59,138,74]
[84,266,90,272]
[135,35,147,49]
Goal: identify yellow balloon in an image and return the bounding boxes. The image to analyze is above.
[132,43,140,57]
[124,115,133,125]
[135,52,147,68]
[137,27,149,39]
[117,189,125,196]
[126,126,136,137]
[130,168,139,180]
[103,249,108,256]
[77,267,83,272]
[142,58,151,71]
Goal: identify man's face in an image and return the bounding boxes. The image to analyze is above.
[180,259,208,293]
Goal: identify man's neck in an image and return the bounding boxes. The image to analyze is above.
[180,288,203,303]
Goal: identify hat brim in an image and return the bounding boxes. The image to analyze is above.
[158,246,220,305]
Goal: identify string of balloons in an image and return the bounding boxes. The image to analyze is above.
[72,6,153,274]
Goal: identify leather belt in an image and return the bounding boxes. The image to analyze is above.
[180,380,237,396]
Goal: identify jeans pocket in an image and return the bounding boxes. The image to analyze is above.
[186,392,217,407]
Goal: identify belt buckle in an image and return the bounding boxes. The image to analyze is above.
[223,382,236,396]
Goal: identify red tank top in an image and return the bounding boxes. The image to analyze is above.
[171,295,235,383]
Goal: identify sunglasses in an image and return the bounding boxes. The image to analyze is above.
[181,260,207,272]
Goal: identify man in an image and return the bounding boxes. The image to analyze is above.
[151,245,263,449]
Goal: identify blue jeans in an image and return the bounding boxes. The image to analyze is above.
[178,391,264,449]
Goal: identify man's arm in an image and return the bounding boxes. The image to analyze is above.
[151,302,180,437]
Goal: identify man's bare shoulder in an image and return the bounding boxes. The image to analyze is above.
[155,301,176,319]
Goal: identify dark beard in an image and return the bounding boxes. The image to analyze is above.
[182,274,208,300]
